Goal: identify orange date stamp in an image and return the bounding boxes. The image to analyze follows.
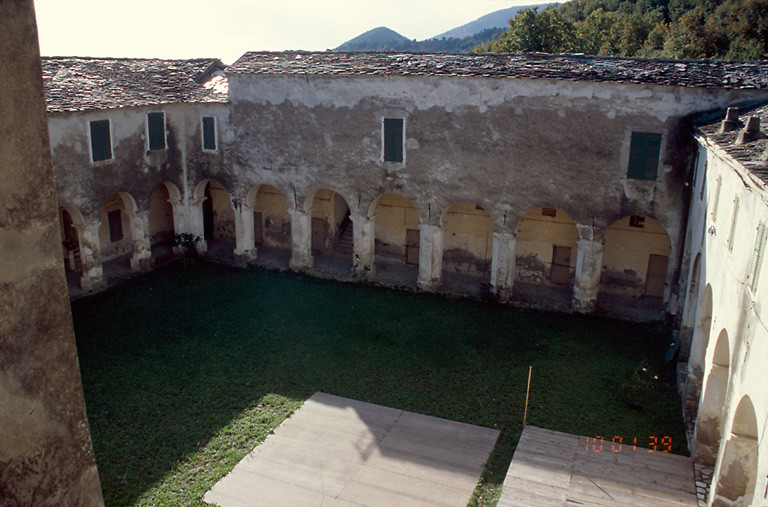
[585,435,672,452]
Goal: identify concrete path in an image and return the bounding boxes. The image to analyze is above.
[204,392,499,506]
[498,426,698,506]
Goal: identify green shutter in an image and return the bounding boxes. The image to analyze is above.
[148,112,165,150]
[627,132,662,180]
[90,120,112,161]
[384,118,403,163]
[202,117,216,150]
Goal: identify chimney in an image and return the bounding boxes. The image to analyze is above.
[736,116,763,145]
[719,107,740,133]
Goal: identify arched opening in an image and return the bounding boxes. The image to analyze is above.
[372,193,420,287]
[513,207,579,307]
[441,202,493,295]
[148,182,178,262]
[199,180,235,259]
[58,205,85,290]
[98,192,135,281]
[695,328,730,466]
[712,396,759,505]
[309,189,352,276]
[248,184,291,268]
[599,215,672,317]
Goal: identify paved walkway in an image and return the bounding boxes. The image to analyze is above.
[204,392,499,507]
[498,426,698,506]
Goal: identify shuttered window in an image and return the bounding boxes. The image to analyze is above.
[202,116,216,150]
[727,197,739,252]
[147,112,166,150]
[748,223,766,292]
[383,118,403,163]
[107,209,123,243]
[89,119,112,162]
[712,176,723,223]
[627,132,662,180]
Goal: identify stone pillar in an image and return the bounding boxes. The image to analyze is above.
[490,231,517,301]
[79,222,107,292]
[188,195,207,254]
[0,1,104,502]
[351,213,375,279]
[572,224,604,313]
[289,208,313,270]
[233,201,257,268]
[129,209,153,272]
[417,223,443,291]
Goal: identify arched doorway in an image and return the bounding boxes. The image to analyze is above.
[601,215,672,297]
[199,180,235,259]
[98,192,136,281]
[59,206,83,274]
[248,184,292,268]
[148,182,179,261]
[372,193,420,286]
[695,329,730,466]
[712,396,759,505]
[441,202,493,294]
[309,189,352,275]
[514,207,579,307]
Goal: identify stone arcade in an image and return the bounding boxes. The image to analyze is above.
[4,4,768,502]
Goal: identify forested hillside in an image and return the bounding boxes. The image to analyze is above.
[475,0,768,60]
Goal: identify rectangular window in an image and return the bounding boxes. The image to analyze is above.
[629,215,646,228]
[202,116,216,151]
[542,208,557,217]
[727,197,739,252]
[712,176,723,222]
[89,119,112,162]
[147,112,166,151]
[383,118,404,163]
[627,132,662,180]
[107,209,123,243]
[748,223,766,292]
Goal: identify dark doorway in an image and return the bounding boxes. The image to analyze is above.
[550,245,571,285]
[311,217,327,254]
[253,211,263,246]
[645,254,668,297]
[405,228,420,265]
[203,183,213,241]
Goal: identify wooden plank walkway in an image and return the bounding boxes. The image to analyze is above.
[498,426,698,506]
[203,392,499,506]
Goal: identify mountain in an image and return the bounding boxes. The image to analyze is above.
[335,27,415,52]
[430,5,534,40]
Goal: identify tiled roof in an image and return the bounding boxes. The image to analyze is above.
[42,57,229,113]
[228,51,768,90]
[699,103,768,183]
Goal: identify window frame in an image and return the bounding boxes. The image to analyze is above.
[626,131,664,181]
[88,118,113,163]
[201,116,217,152]
[727,197,739,253]
[107,209,124,243]
[146,111,166,151]
[382,117,405,163]
[748,223,766,293]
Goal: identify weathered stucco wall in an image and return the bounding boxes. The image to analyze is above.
[680,134,768,505]
[0,2,103,504]
[516,208,579,285]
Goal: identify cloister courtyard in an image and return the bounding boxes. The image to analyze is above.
[70,260,687,506]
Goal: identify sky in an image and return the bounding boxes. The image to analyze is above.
[34,0,550,64]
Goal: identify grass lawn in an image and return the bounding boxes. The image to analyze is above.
[71,261,686,506]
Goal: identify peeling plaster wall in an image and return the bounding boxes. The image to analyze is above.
[680,136,768,504]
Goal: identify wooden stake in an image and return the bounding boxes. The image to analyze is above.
[523,366,532,427]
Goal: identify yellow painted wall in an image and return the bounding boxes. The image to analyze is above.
[99,193,132,259]
[374,193,419,261]
[149,184,174,245]
[208,180,235,240]
[252,185,290,248]
[515,208,578,283]
[601,216,671,295]
[311,189,349,247]
[442,202,493,274]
